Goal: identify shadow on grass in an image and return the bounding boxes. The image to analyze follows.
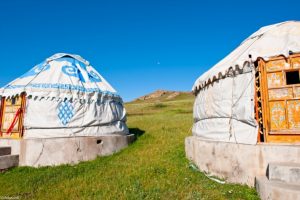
[151,103,167,109]
[129,128,145,138]
[127,113,152,116]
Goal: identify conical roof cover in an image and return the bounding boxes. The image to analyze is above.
[193,21,300,92]
[0,53,118,100]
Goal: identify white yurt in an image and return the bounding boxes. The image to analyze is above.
[186,21,300,193]
[192,21,300,144]
[0,53,135,169]
[0,53,128,139]
[0,53,132,167]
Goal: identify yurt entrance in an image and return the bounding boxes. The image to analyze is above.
[0,95,25,139]
[256,53,300,143]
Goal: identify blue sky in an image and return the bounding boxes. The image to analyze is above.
[0,0,299,101]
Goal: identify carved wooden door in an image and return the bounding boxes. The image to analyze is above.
[259,54,300,142]
[0,96,25,138]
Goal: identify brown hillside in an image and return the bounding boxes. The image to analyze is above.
[132,90,194,103]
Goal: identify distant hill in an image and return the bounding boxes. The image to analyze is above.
[131,90,194,103]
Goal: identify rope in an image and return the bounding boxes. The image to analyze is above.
[228,60,255,143]
[228,73,236,142]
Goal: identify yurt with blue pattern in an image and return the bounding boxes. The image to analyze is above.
[0,53,128,139]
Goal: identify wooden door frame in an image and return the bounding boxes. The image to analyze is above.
[0,93,26,139]
[257,55,300,143]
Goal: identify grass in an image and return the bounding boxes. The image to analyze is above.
[0,95,259,199]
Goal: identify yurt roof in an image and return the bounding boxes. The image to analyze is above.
[0,53,120,100]
[193,21,300,92]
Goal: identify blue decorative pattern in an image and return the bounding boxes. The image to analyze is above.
[57,101,75,126]
[20,62,50,78]
[59,57,102,83]
[62,65,80,79]
[19,57,102,83]
[3,83,118,96]
[88,70,102,82]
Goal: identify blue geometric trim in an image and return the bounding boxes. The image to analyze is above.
[3,84,118,96]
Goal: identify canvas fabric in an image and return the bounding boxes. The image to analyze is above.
[24,97,127,138]
[193,71,258,144]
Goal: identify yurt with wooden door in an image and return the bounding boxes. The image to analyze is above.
[192,21,300,144]
[0,53,133,167]
[185,21,300,193]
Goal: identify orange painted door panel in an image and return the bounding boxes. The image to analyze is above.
[287,100,300,129]
[269,101,287,130]
[0,96,24,139]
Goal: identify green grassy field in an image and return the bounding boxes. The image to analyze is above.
[0,95,259,199]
